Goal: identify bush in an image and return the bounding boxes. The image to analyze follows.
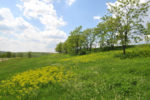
[28,52,32,58]
[1,53,6,58]
[18,53,23,58]
[78,50,87,55]
[12,53,16,58]
[6,52,12,58]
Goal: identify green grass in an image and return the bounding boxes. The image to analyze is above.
[0,45,150,100]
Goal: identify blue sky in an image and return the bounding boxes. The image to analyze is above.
[0,0,147,52]
[53,0,116,34]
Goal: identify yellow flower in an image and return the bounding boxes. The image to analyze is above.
[0,66,73,99]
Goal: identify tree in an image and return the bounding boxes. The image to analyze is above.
[144,22,150,43]
[95,22,108,48]
[18,53,23,58]
[12,53,16,58]
[108,0,150,54]
[55,42,63,53]
[83,28,96,51]
[28,52,32,58]
[6,52,12,58]
[62,41,69,54]
[67,26,83,54]
[145,23,150,35]
[101,16,120,48]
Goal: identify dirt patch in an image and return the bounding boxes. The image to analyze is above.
[0,58,10,62]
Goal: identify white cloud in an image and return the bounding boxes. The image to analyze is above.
[93,16,101,20]
[0,36,48,52]
[0,0,68,52]
[93,16,101,22]
[18,0,66,29]
[66,0,76,6]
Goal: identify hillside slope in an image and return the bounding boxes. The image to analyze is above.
[0,45,150,100]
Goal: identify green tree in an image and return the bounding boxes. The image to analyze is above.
[55,42,63,53]
[18,53,23,58]
[95,22,108,48]
[144,23,150,35]
[62,41,68,54]
[83,28,96,51]
[144,22,150,43]
[6,52,12,58]
[28,52,32,58]
[67,26,83,54]
[108,0,150,54]
[12,53,16,58]
[101,16,120,48]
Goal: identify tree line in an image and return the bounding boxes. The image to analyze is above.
[56,0,150,55]
[0,52,32,58]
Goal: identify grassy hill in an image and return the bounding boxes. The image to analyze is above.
[0,45,150,100]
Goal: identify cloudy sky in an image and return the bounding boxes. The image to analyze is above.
[0,0,149,52]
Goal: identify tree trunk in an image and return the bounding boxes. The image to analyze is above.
[86,44,89,50]
[123,31,128,55]
[76,42,79,54]
[90,44,92,51]
[111,44,114,49]
[123,45,126,55]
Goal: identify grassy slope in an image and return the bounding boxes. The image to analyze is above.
[0,45,150,100]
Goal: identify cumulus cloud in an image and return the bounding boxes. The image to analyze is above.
[0,0,68,52]
[18,0,66,28]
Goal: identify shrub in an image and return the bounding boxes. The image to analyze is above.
[18,53,23,58]
[28,52,32,58]
[6,52,12,58]
[78,50,87,55]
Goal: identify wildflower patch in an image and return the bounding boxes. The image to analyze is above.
[61,53,109,63]
[0,66,74,99]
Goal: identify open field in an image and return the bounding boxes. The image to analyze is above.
[0,45,150,100]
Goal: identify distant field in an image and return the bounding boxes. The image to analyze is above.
[0,52,52,58]
[0,45,150,100]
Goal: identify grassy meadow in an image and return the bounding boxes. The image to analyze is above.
[0,45,150,100]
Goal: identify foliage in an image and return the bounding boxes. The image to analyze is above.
[0,52,50,58]
[28,52,32,58]
[55,42,63,53]
[145,22,150,35]
[82,28,96,51]
[67,26,83,54]
[6,52,12,58]
[144,22,150,43]
[18,53,24,58]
